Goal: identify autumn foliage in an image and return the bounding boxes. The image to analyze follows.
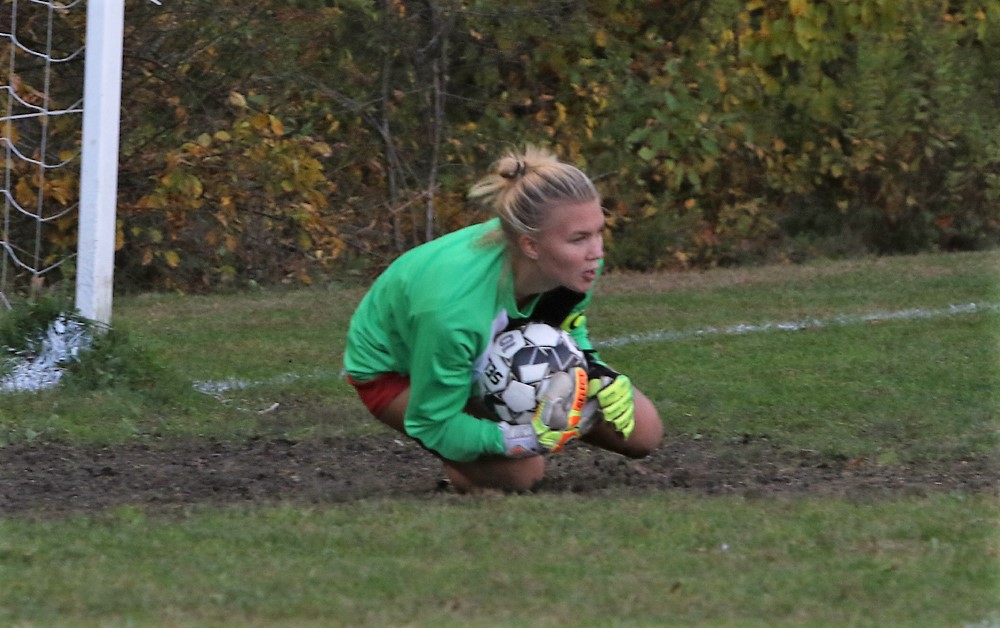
[3,0,998,292]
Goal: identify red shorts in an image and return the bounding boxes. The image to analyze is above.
[347,373,410,417]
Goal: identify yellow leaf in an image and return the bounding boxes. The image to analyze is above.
[594,29,607,47]
[250,113,269,131]
[214,130,232,142]
[164,250,181,268]
[310,141,333,157]
[47,177,73,205]
[14,179,36,206]
[714,69,728,94]
[228,91,248,108]
[790,0,810,17]
[270,115,285,136]
[177,173,203,199]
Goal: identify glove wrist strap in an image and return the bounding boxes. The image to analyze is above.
[499,422,541,458]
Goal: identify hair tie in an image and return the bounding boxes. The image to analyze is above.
[497,155,528,181]
[513,158,527,178]
[501,158,527,180]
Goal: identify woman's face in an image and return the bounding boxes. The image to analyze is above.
[520,198,605,295]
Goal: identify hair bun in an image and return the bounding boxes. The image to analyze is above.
[499,156,527,180]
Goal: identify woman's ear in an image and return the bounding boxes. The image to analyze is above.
[517,233,540,260]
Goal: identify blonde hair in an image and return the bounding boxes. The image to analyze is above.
[468,145,599,241]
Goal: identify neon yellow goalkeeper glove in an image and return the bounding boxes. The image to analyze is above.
[584,358,636,439]
[499,367,589,457]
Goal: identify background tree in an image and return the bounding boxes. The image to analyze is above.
[3,0,997,293]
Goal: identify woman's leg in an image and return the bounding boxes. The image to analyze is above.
[442,455,545,493]
[375,387,545,493]
[580,386,663,458]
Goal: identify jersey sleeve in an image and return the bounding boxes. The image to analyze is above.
[402,312,506,462]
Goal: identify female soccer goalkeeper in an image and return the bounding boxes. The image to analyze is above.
[343,145,662,492]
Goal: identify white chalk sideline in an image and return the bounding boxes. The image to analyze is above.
[198,302,996,395]
[1,302,995,395]
[593,302,996,349]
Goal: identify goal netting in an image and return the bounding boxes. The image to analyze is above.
[1,0,86,310]
[2,0,134,393]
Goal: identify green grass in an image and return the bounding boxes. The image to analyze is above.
[2,494,996,626]
[10,251,995,457]
[606,313,998,462]
[114,286,360,382]
[585,250,999,338]
[1,250,998,626]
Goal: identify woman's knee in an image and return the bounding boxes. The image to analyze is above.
[581,386,663,458]
[627,388,664,457]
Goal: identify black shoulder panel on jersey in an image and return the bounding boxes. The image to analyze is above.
[506,286,586,331]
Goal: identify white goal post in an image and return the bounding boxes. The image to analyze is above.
[74,0,125,326]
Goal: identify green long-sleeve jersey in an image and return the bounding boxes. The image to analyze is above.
[343,218,600,462]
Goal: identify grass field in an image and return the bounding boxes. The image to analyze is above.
[1,250,998,626]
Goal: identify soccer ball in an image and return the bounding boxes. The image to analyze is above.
[477,322,587,424]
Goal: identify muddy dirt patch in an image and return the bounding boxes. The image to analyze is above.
[1,435,995,515]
